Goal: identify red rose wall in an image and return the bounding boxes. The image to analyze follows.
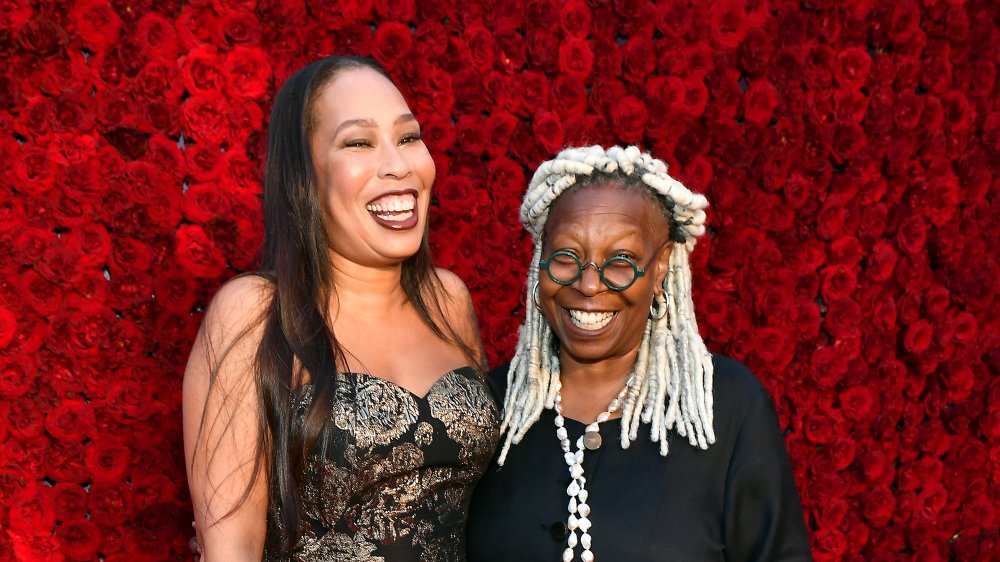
[1,0,998,560]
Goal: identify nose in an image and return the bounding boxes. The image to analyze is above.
[575,262,605,296]
[378,142,412,180]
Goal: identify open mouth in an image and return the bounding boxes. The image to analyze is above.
[566,309,616,331]
[365,191,418,230]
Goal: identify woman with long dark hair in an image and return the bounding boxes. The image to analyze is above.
[183,56,499,561]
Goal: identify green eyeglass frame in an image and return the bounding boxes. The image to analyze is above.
[538,249,648,291]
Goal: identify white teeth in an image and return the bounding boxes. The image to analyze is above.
[567,310,615,330]
[374,210,413,222]
[366,194,416,213]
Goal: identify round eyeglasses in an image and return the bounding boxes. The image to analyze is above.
[539,250,648,291]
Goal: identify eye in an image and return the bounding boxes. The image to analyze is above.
[399,132,423,145]
[551,250,580,264]
[344,138,372,148]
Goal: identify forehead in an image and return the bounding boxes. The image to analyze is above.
[544,184,670,242]
[312,68,409,125]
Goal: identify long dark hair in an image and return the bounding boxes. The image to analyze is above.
[218,55,479,556]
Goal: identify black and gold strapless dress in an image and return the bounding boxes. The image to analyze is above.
[270,366,499,562]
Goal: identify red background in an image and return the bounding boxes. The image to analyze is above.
[1,0,999,560]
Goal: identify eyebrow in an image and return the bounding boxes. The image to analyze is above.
[332,114,417,137]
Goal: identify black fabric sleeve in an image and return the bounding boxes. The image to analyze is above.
[722,380,813,561]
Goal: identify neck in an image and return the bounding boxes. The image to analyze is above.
[558,350,637,391]
[328,251,409,318]
[556,350,637,423]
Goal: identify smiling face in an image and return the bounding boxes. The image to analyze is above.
[539,182,673,367]
[309,67,435,266]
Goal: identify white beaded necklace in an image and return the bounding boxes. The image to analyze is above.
[552,373,635,562]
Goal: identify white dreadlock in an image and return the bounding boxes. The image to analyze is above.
[497,145,716,465]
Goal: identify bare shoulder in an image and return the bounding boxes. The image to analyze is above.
[208,274,273,320]
[431,267,481,354]
[185,274,273,391]
[433,267,473,302]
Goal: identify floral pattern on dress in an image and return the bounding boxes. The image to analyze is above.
[268,367,499,562]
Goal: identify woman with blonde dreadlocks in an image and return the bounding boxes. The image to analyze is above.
[467,146,811,561]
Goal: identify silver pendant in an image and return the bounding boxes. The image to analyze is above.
[583,430,602,450]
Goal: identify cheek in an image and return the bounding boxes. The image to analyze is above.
[537,281,562,323]
[414,151,436,189]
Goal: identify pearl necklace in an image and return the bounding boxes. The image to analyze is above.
[553,373,635,562]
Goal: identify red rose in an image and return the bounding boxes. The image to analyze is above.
[752,326,790,365]
[527,29,560,72]
[45,399,95,443]
[741,79,779,126]
[830,121,867,163]
[820,265,858,302]
[175,224,226,279]
[939,357,975,401]
[221,46,271,101]
[11,143,61,197]
[179,44,224,97]
[559,0,594,39]
[135,12,178,60]
[609,95,648,143]
[0,306,17,350]
[680,78,710,119]
[306,0,373,30]
[421,114,456,153]
[903,318,932,355]
[45,440,90,484]
[484,111,518,158]
[550,75,588,120]
[452,114,486,157]
[179,188,226,236]
[85,439,132,484]
[708,1,749,48]
[557,37,594,81]
[532,110,565,155]
[49,483,89,521]
[486,157,525,197]
[814,528,849,558]
[132,60,183,105]
[218,11,263,48]
[369,21,413,72]
[111,237,152,274]
[768,46,803,88]
[824,298,862,339]
[653,1,694,38]
[50,94,95,134]
[738,27,775,75]
[181,93,230,145]
[862,486,896,528]
[8,482,56,534]
[0,354,37,398]
[56,518,102,561]
[947,311,977,344]
[869,292,897,334]
[412,66,455,117]
[895,215,926,255]
[621,36,654,84]
[816,197,849,240]
[8,531,64,562]
[17,14,67,57]
[89,482,134,525]
[482,71,522,115]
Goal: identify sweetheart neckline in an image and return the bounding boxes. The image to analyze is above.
[297,365,478,401]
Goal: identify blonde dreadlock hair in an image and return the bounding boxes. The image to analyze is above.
[497,145,715,465]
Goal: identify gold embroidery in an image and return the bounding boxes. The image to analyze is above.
[273,368,499,561]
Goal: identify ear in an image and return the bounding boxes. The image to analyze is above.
[652,242,673,296]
